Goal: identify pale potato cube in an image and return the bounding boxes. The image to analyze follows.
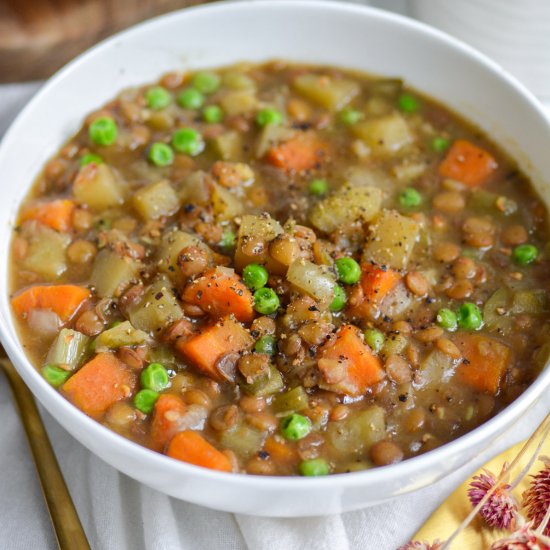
[293,74,360,112]
[133,180,179,220]
[73,163,124,211]
[22,224,70,280]
[353,113,413,156]
[212,131,243,161]
[309,186,382,233]
[220,90,258,116]
[363,209,419,269]
[211,183,243,221]
[90,249,140,298]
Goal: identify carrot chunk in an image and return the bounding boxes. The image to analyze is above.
[318,324,384,396]
[264,436,298,465]
[347,264,401,318]
[11,285,91,323]
[181,266,254,323]
[438,139,497,187]
[455,334,511,394]
[150,394,187,452]
[176,316,254,381]
[167,430,232,472]
[265,133,327,174]
[62,353,136,419]
[20,199,75,232]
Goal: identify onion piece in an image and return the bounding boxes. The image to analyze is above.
[287,259,336,308]
[27,308,62,336]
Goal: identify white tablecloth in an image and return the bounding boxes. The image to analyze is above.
[1,80,549,550]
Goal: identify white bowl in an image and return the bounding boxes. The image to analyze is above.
[1,0,549,517]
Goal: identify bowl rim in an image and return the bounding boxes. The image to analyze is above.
[1,0,550,491]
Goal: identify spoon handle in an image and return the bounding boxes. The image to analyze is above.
[1,358,91,550]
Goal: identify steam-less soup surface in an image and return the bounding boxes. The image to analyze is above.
[10,62,550,476]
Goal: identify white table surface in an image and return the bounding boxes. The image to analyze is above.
[1,80,549,550]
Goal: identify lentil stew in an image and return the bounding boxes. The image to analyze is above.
[10,62,550,476]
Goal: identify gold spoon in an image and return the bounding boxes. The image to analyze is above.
[0,356,91,550]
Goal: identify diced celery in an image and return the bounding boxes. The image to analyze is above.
[128,277,183,334]
[73,163,125,211]
[22,224,70,280]
[147,345,177,367]
[511,289,548,315]
[327,406,386,455]
[90,249,140,298]
[363,209,419,270]
[219,423,265,459]
[293,74,360,112]
[94,321,149,350]
[132,180,179,220]
[46,328,90,371]
[240,364,284,397]
[483,287,513,334]
[381,333,409,358]
[273,386,309,414]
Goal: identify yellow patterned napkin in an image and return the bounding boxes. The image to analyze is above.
[412,436,550,548]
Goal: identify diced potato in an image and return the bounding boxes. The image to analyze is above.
[211,183,243,221]
[378,283,414,322]
[309,186,382,233]
[511,289,548,315]
[22,224,70,280]
[156,230,213,284]
[256,125,295,158]
[179,171,212,205]
[90,249,140,298]
[219,422,265,459]
[392,162,427,183]
[353,113,413,157]
[381,331,409,358]
[212,131,243,161]
[132,180,179,220]
[223,71,256,91]
[416,349,455,388]
[286,259,336,308]
[219,90,258,116]
[129,277,183,334]
[327,406,386,455]
[293,74,360,112]
[363,209,419,270]
[73,163,125,211]
[234,214,284,272]
[344,166,394,194]
[94,321,149,351]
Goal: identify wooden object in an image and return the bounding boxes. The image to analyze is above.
[0,0,211,83]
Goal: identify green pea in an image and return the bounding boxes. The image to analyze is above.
[436,308,458,331]
[308,178,329,196]
[512,244,538,266]
[203,104,223,123]
[364,328,385,353]
[192,71,221,94]
[254,288,280,315]
[399,187,422,209]
[89,117,118,146]
[140,363,170,392]
[335,257,361,285]
[457,303,484,331]
[398,93,419,113]
[330,285,347,312]
[172,128,204,156]
[145,86,172,110]
[79,153,103,166]
[255,335,277,356]
[134,389,159,415]
[177,88,205,109]
[220,230,236,250]
[41,364,70,388]
[339,108,363,125]
[256,107,283,127]
[148,142,174,166]
[299,458,330,476]
[280,413,312,441]
[431,136,450,153]
[243,263,269,291]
